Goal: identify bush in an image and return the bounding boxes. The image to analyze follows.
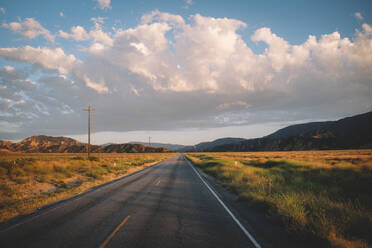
[53,165,72,177]
[70,156,84,160]
[88,156,99,162]
[85,167,107,179]
[0,166,7,176]
[11,168,26,177]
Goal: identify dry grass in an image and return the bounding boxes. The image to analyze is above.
[0,153,175,223]
[186,150,372,248]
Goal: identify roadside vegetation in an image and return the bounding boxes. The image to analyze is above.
[0,153,174,223]
[186,150,372,248]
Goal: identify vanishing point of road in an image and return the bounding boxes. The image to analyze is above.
[0,154,262,248]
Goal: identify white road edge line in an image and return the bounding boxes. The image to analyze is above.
[184,156,262,248]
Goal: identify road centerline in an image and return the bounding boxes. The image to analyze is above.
[99,215,131,248]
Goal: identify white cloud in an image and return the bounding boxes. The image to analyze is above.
[183,0,193,9]
[2,18,55,42]
[4,66,15,72]
[354,12,363,20]
[141,10,185,27]
[91,17,105,25]
[58,20,113,46]
[88,42,106,54]
[89,28,113,46]
[0,46,79,74]
[0,8,5,14]
[83,74,109,93]
[130,42,150,55]
[59,26,90,41]
[95,0,111,10]
[78,11,372,99]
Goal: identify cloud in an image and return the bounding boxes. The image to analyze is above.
[354,12,363,20]
[91,17,105,25]
[2,18,55,42]
[82,74,109,93]
[141,10,185,27]
[0,8,5,14]
[58,19,113,46]
[95,0,111,10]
[1,11,372,140]
[0,46,79,74]
[89,28,113,46]
[59,26,90,41]
[4,65,15,72]
[217,101,251,111]
[183,0,193,9]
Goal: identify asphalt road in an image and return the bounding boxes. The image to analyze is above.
[0,154,261,248]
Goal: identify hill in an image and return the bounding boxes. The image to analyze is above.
[210,111,372,151]
[128,142,185,151]
[178,137,246,152]
[0,135,170,153]
[100,143,170,153]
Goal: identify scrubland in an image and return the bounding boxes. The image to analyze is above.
[0,153,174,223]
[186,150,372,248]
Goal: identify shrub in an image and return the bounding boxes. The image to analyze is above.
[11,168,26,177]
[88,156,99,162]
[85,167,107,179]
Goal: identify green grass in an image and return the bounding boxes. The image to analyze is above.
[0,153,175,223]
[186,150,372,248]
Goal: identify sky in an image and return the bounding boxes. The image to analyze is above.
[0,0,371,145]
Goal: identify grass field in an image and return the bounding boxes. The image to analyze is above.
[186,150,372,248]
[0,153,175,223]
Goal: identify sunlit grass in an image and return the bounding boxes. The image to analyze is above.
[0,153,175,223]
[186,150,372,248]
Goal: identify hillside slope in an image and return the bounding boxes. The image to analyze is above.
[178,137,246,152]
[212,111,372,151]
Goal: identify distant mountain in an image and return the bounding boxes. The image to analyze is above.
[101,143,169,153]
[0,135,170,153]
[178,137,247,152]
[101,143,117,147]
[129,142,186,151]
[211,111,372,152]
[0,136,85,153]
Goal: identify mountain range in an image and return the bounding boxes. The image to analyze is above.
[128,142,185,151]
[185,111,372,152]
[0,136,170,153]
[1,111,371,153]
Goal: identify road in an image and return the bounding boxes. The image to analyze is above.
[0,154,261,248]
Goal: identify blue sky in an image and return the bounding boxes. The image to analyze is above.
[0,0,371,145]
[1,1,370,44]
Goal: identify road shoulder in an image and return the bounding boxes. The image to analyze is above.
[184,154,314,248]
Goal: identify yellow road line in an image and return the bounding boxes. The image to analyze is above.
[155,180,161,186]
[99,215,131,248]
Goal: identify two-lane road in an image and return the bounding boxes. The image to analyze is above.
[0,154,260,248]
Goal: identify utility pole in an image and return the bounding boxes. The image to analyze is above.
[148,136,151,147]
[83,105,95,157]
